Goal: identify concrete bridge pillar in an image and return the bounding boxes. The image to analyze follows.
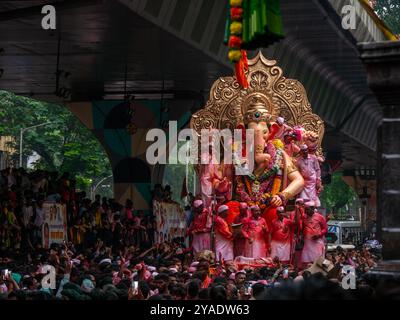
[359,40,400,284]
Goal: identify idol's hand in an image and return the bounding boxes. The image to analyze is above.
[270,195,282,207]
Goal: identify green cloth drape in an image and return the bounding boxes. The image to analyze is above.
[224,0,284,49]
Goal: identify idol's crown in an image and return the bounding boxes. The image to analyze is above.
[242,94,272,124]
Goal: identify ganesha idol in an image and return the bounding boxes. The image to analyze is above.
[190,51,325,225]
[235,93,304,212]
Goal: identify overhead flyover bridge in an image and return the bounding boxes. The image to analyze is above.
[0,0,396,211]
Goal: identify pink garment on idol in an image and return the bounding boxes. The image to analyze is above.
[214,216,234,261]
[296,154,321,207]
[300,237,325,264]
[242,217,269,259]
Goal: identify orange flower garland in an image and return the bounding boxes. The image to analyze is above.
[227,0,248,88]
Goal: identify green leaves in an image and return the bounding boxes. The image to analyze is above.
[374,0,400,34]
[320,172,357,214]
[0,90,112,195]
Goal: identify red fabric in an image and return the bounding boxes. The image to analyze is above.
[242,217,269,239]
[215,216,233,240]
[201,275,212,288]
[234,211,250,224]
[234,50,248,88]
[126,209,133,220]
[302,212,327,239]
[271,217,295,242]
[188,208,211,233]
[262,206,277,231]
[267,123,280,140]
[236,123,247,157]
[242,50,248,70]
[225,201,240,225]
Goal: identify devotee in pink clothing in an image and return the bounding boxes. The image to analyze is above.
[187,200,211,254]
[296,144,322,207]
[233,202,250,257]
[242,205,269,259]
[199,148,213,208]
[274,116,293,141]
[214,205,234,262]
[270,207,295,264]
[300,201,327,267]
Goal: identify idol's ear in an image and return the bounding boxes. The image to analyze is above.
[267,122,280,140]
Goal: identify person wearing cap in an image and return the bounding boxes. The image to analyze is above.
[300,201,327,268]
[242,205,269,259]
[273,116,293,141]
[296,144,322,207]
[187,200,211,254]
[232,203,250,257]
[270,206,295,264]
[214,205,234,262]
[283,131,301,157]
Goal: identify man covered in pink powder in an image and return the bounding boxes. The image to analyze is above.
[232,202,250,257]
[296,144,322,207]
[242,205,269,259]
[187,200,211,254]
[270,206,295,264]
[300,201,327,268]
[214,205,234,262]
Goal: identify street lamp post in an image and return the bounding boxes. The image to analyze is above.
[90,175,113,200]
[19,122,54,168]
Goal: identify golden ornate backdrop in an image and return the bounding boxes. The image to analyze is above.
[190,51,325,155]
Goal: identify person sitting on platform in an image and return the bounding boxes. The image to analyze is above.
[187,200,211,255]
[270,206,295,264]
[214,205,234,262]
[300,201,327,268]
[242,205,269,259]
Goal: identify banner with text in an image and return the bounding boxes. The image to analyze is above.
[153,200,186,243]
[42,202,68,248]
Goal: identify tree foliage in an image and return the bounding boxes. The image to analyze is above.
[320,172,357,214]
[0,90,112,195]
[373,0,400,34]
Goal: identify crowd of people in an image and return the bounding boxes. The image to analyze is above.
[0,168,392,300]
